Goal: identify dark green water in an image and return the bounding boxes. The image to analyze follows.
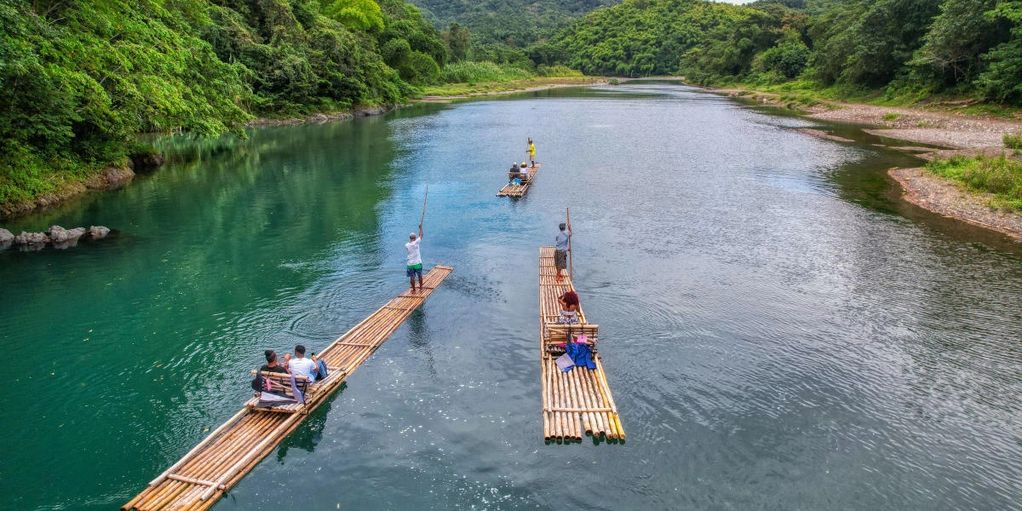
[2,84,1021,510]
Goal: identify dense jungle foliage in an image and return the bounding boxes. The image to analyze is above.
[0,0,445,204]
[554,0,1022,104]
[411,0,617,48]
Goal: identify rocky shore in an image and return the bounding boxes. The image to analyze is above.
[0,225,111,251]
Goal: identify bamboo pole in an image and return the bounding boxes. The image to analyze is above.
[419,184,429,227]
[566,208,574,280]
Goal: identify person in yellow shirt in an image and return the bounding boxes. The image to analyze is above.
[527,138,536,168]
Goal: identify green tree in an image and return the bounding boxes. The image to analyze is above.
[755,38,811,79]
[323,0,385,31]
[976,0,1022,102]
[444,22,471,62]
[913,0,1007,86]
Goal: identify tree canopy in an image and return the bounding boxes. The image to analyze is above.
[0,0,447,205]
[552,0,1022,103]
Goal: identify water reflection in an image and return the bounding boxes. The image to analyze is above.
[277,400,336,458]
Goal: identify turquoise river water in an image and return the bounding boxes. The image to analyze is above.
[1,83,1021,510]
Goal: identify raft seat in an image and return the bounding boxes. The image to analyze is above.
[245,371,310,413]
[543,323,599,346]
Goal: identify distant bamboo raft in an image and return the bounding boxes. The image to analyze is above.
[123,266,453,511]
[538,247,624,441]
[497,164,540,197]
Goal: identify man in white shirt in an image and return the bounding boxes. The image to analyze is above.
[406,223,424,292]
[287,344,319,382]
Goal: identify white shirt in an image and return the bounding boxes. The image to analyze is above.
[405,238,422,265]
[288,357,318,381]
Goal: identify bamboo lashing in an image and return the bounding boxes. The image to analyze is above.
[497,164,540,197]
[538,246,624,441]
[124,265,453,511]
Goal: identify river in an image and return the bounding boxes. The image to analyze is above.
[2,83,1020,510]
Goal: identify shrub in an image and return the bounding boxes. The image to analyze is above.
[753,41,811,80]
[1005,133,1022,150]
[536,65,583,77]
[928,155,1022,210]
[440,61,533,83]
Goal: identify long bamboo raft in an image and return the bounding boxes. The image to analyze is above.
[124,266,453,511]
[538,247,624,441]
[497,164,540,197]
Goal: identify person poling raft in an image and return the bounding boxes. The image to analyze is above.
[538,211,624,441]
[497,146,540,197]
[406,185,429,293]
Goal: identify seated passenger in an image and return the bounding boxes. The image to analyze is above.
[286,345,329,382]
[287,344,320,382]
[260,350,288,374]
[558,290,580,324]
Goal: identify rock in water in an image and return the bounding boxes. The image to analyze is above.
[89,225,111,239]
[48,225,69,243]
[14,231,49,248]
[0,228,13,249]
[53,227,87,249]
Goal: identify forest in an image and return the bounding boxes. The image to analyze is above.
[410,0,616,48]
[553,0,1022,104]
[0,0,446,205]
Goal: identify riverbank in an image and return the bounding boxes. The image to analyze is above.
[890,167,1022,241]
[709,84,1022,241]
[418,76,608,100]
[711,86,1022,149]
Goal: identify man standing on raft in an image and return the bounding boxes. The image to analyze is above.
[406,224,425,292]
[527,138,537,168]
[555,222,570,283]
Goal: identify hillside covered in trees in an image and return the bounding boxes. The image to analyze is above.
[554,0,1022,104]
[410,0,617,48]
[0,0,446,206]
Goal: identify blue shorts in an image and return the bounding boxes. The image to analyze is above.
[406,263,423,278]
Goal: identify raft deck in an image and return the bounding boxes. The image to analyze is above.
[123,266,453,511]
[539,247,624,441]
[497,164,540,197]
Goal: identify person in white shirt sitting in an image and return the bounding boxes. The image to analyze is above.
[287,344,326,382]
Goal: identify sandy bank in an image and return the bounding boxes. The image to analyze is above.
[711,87,1022,150]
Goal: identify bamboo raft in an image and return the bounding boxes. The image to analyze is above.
[123,266,453,511]
[497,164,540,197]
[538,247,624,441]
